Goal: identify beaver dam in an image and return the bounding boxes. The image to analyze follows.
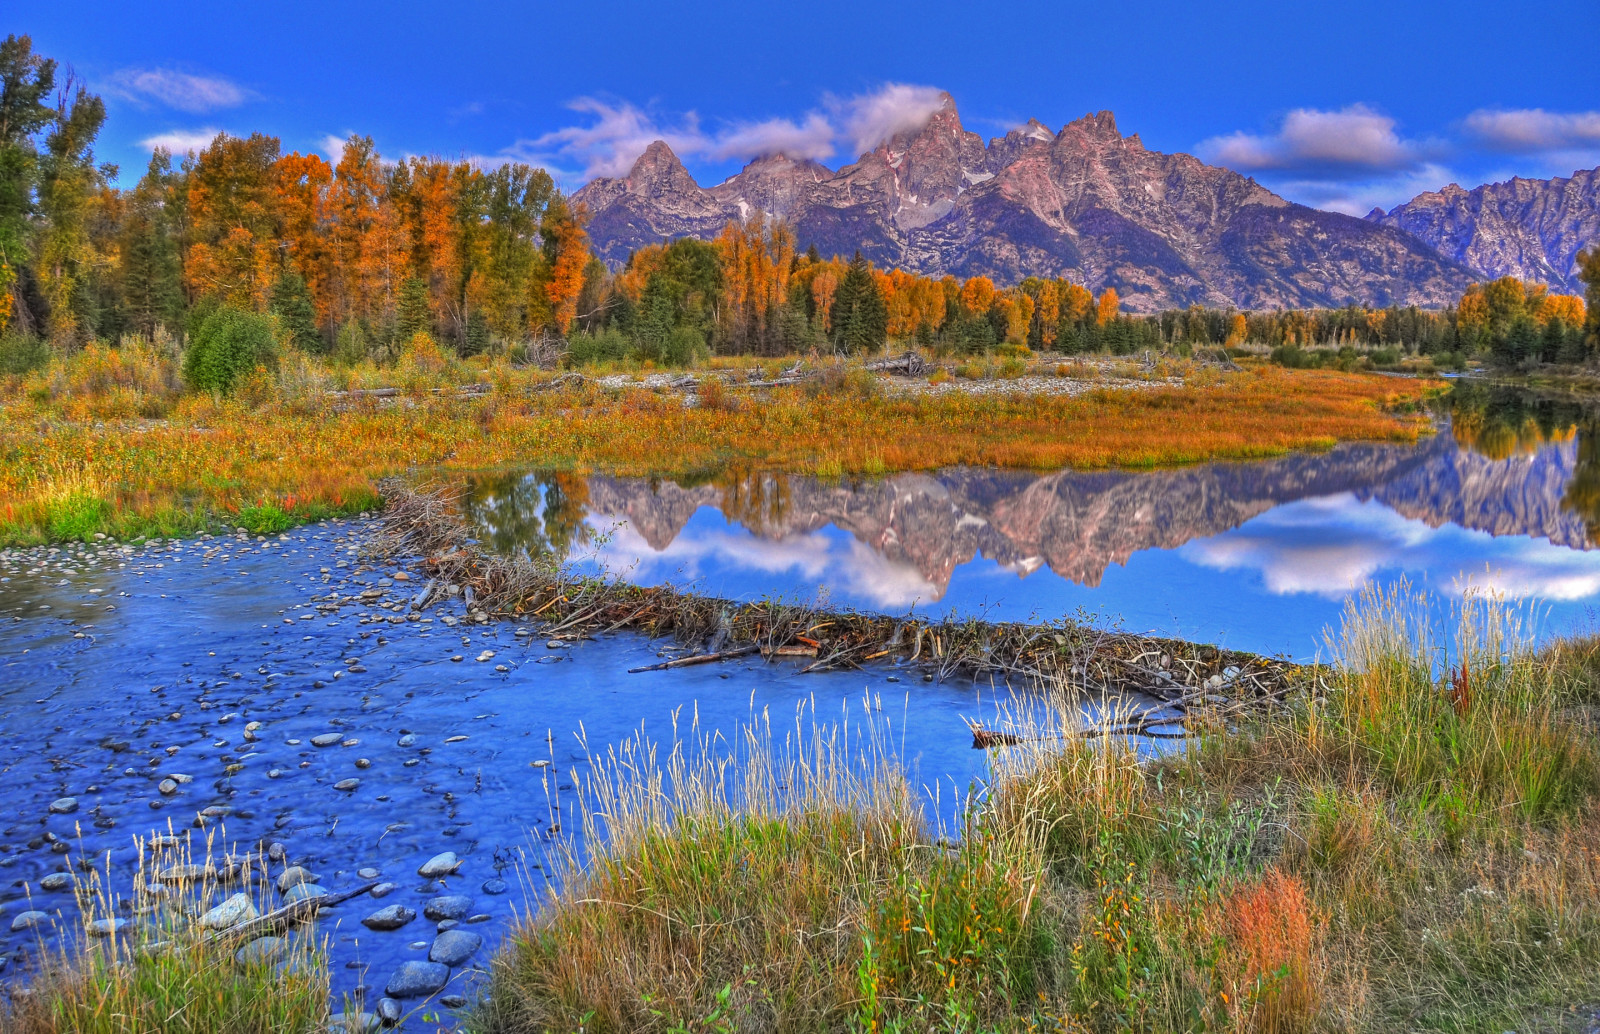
[376,481,1316,744]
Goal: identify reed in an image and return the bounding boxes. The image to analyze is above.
[1,825,331,1034]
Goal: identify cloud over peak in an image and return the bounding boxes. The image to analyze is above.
[108,68,251,113]
[519,83,949,181]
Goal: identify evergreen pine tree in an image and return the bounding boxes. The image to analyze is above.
[463,310,491,357]
[270,270,323,352]
[396,275,432,342]
[830,251,886,354]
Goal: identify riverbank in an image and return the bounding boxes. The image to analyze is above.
[4,494,1599,1032]
[0,343,1439,547]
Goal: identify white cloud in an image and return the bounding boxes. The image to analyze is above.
[1465,108,1600,154]
[1199,104,1430,173]
[1181,493,1600,602]
[516,97,709,179]
[108,68,250,113]
[321,134,350,163]
[706,113,836,163]
[828,83,949,155]
[516,82,953,183]
[139,128,222,154]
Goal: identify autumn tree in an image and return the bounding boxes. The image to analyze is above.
[186,132,281,312]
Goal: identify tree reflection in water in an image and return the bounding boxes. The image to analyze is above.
[1446,381,1600,543]
[462,471,593,561]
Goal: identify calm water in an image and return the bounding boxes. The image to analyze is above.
[466,383,1600,659]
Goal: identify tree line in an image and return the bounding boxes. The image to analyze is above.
[4,32,1597,374]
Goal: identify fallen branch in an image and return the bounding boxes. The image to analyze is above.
[628,644,760,673]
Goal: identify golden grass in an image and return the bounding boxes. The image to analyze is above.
[0,351,1438,545]
[473,585,1600,1033]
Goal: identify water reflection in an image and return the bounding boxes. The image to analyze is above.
[467,383,1600,656]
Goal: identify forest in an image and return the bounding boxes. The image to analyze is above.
[3,31,1598,385]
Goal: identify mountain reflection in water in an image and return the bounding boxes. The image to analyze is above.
[465,384,1600,658]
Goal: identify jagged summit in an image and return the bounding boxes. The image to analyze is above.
[1369,168,1600,292]
[573,99,1476,310]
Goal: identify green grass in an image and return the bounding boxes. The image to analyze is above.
[471,585,1600,1033]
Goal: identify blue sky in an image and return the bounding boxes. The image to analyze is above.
[14,0,1600,214]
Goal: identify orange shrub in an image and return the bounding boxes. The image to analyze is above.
[1220,869,1322,1033]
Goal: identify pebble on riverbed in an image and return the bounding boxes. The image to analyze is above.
[416,851,460,878]
[384,960,449,999]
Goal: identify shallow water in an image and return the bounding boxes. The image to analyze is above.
[0,522,1142,1017]
[466,385,1600,659]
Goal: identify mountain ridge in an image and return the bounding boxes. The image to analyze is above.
[573,94,1483,313]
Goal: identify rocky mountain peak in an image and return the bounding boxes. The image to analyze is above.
[1370,167,1600,292]
[624,140,704,199]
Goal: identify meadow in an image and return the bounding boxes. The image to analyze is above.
[0,335,1438,548]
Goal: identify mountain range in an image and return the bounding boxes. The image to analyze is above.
[572,94,1598,312]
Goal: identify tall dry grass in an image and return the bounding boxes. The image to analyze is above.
[1,826,329,1034]
[473,585,1600,1033]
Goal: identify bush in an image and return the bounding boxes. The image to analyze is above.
[567,329,632,367]
[182,307,276,394]
[0,332,49,375]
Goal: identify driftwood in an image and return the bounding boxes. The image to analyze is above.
[328,383,492,401]
[628,644,759,673]
[865,351,929,376]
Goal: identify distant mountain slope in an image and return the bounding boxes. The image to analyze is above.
[572,94,1476,312]
[1368,168,1600,293]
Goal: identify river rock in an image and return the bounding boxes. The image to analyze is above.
[369,882,397,898]
[86,917,128,936]
[376,996,403,1025]
[428,929,482,967]
[416,851,460,878]
[329,1012,378,1034]
[333,778,361,791]
[396,734,415,747]
[11,910,49,931]
[361,904,416,931]
[48,797,78,815]
[276,866,317,893]
[282,883,328,906]
[39,872,73,892]
[358,867,380,880]
[384,960,449,999]
[235,935,288,967]
[200,892,259,930]
[481,878,508,895]
[158,778,179,796]
[311,733,343,747]
[422,894,472,921]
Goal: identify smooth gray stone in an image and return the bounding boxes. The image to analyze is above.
[481,878,508,895]
[11,910,49,931]
[282,882,328,905]
[86,917,128,936]
[385,960,449,999]
[199,893,259,930]
[428,929,482,967]
[330,1013,378,1034]
[357,867,380,880]
[235,935,288,967]
[416,851,459,878]
[39,872,72,892]
[361,904,416,931]
[333,778,360,791]
[311,733,343,747]
[48,797,78,814]
[422,894,471,921]
[369,882,397,898]
[376,997,403,1025]
[276,866,317,892]
[440,994,468,1008]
